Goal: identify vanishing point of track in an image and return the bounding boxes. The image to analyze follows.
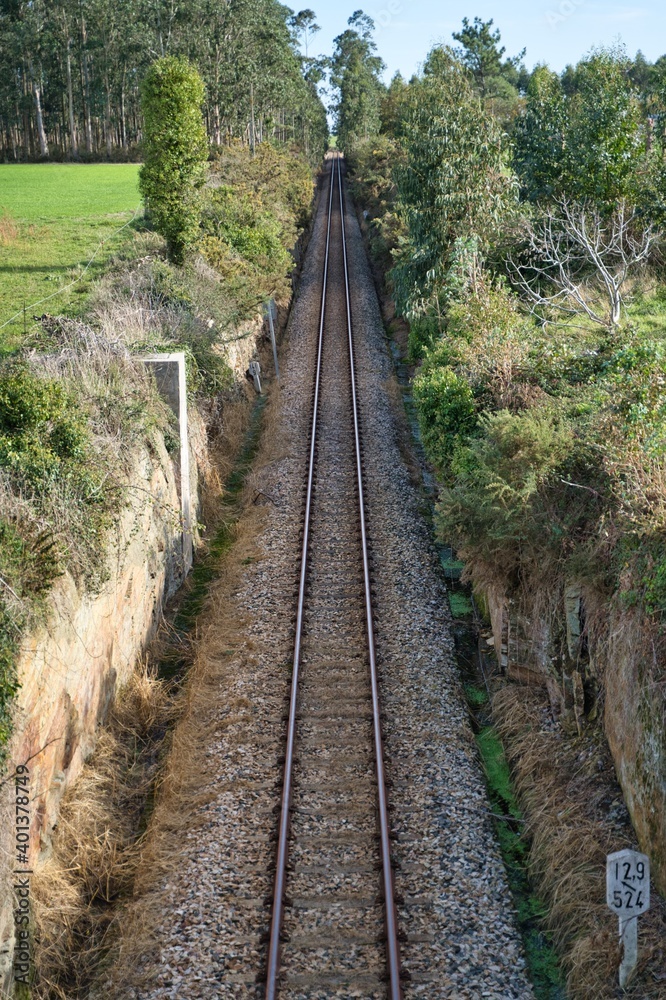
[265,154,403,999]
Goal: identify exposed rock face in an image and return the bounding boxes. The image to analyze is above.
[0,413,206,994]
[604,609,666,892]
[486,588,666,895]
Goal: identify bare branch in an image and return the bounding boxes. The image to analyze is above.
[509,199,658,330]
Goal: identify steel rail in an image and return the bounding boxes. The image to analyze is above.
[265,153,402,998]
[336,154,403,1000]
[265,154,336,1000]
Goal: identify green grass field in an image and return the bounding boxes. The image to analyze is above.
[0,164,142,351]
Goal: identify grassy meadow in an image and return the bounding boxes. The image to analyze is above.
[0,163,142,351]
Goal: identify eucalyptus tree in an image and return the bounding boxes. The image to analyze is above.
[0,0,327,161]
[379,71,408,136]
[0,0,52,157]
[391,46,516,339]
[330,10,385,152]
[514,47,646,211]
[289,9,320,59]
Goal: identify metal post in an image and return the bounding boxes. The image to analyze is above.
[266,299,280,381]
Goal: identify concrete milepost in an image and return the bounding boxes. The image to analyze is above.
[606,849,650,988]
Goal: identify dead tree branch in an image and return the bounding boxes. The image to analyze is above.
[509,199,658,329]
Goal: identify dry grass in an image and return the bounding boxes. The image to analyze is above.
[96,507,266,997]
[93,369,292,996]
[0,213,19,246]
[493,685,666,998]
[30,662,175,999]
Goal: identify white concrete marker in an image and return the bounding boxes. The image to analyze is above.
[248,360,262,394]
[606,849,650,988]
[142,353,192,572]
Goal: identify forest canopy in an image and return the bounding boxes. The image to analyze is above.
[0,0,328,162]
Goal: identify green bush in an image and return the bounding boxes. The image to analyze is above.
[199,145,313,308]
[0,362,118,585]
[602,340,666,450]
[0,517,62,768]
[0,364,90,491]
[413,364,477,471]
[0,600,21,766]
[201,186,290,272]
[139,57,208,264]
[211,143,314,232]
[437,409,576,576]
[644,550,666,616]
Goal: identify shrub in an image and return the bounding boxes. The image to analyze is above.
[0,364,91,492]
[413,364,477,471]
[448,277,532,407]
[0,600,21,766]
[201,187,290,273]
[139,57,208,264]
[199,145,313,307]
[437,409,576,578]
[0,362,119,588]
[0,516,63,767]
[601,339,666,451]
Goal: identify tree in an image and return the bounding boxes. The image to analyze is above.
[380,71,408,136]
[514,47,646,210]
[139,56,208,263]
[0,0,327,162]
[330,10,385,152]
[391,47,515,340]
[452,16,525,107]
[568,48,645,209]
[289,9,319,59]
[509,200,657,329]
[513,65,567,202]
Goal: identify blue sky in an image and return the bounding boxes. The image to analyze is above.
[306,1,666,83]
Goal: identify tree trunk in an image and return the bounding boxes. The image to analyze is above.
[21,75,31,160]
[611,290,622,327]
[120,70,127,149]
[66,35,78,156]
[104,74,112,158]
[61,92,67,151]
[9,122,18,161]
[250,81,256,156]
[212,46,221,145]
[80,19,93,154]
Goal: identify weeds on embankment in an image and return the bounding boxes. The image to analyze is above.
[0,144,316,768]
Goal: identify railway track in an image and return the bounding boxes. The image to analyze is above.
[264,154,402,999]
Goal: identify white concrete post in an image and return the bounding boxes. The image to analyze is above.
[619,916,638,988]
[142,353,193,571]
[248,360,262,394]
[606,849,650,990]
